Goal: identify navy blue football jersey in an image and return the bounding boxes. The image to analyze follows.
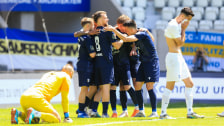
[134,31,159,62]
[93,26,117,67]
[76,35,95,72]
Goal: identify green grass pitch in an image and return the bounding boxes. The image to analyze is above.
[1,102,224,126]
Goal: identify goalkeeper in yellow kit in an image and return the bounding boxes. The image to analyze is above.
[11,64,74,124]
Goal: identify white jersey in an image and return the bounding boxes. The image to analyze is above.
[164,19,181,39]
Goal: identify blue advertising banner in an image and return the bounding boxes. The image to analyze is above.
[0,0,90,12]
[182,31,224,72]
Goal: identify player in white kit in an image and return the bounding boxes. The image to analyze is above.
[160,7,204,119]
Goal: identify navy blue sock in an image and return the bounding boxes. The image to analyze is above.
[102,102,109,115]
[84,96,90,108]
[135,90,144,110]
[79,103,86,112]
[110,90,117,111]
[88,97,94,109]
[120,91,127,111]
[148,89,157,112]
[127,87,138,106]
[92,101,99,112]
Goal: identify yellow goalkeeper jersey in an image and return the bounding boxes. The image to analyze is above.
[25,71,71,112]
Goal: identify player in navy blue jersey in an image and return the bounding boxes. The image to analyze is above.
[110,15,139,118]
[104,20,160,118]
[91,11,123,118]
[76,17,96,118]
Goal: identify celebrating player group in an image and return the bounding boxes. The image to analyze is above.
[75,7,205,119]
[13,7,224,124]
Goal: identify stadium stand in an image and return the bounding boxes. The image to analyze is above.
[191,7,204,21]
[211,0,223,7]
[136,0,147,8]
[182,0,195,7]
[155,20,168,29]
[154,0,166,8]
[132,7,145,21]
[199,20,213,30]
[168,0,180,7]
[196,0,209,7]
[205,7,219,20]
[123,0,135,7]
[220,7,224,20]
[162,7,176,20]
[214,20,224,30]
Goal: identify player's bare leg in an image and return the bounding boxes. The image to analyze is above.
[183,77,204,119]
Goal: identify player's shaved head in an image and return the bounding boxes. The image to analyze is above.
[81,17,93,27]
[123,20,137,29]
[117,15,130,24]
[92,11,107,23]
[62,64,74,78]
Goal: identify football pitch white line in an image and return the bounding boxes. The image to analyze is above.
[75,116,215,126]
[75,117,179,126]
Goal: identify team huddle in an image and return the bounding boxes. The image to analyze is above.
[11,7,224,124]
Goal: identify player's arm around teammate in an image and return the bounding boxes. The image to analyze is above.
[105,20,160,117]
[76,17,96,118]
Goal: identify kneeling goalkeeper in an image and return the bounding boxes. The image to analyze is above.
[11,64,74,124]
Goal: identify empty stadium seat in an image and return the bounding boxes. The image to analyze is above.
[116,0,122,6]
[220,7,224,20]
[199,20,213,30]
[214,20,224,30]
[168,0,180,7]
[123,0,134,7]
[136,0,147,8]
[196,0,208,7]
[122,7,133,19]
[191,7,204,20]
[205,7,219,20]
[156,20,168,29]
[187,20,198,31]
[162,7,175,20]
[132,7,145,21]
[211,0,223,7]
[135,20,144,28]
[154,0,166,8]
[182,0,194,7]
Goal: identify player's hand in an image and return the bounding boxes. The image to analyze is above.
[130,49,137,56]
[138,28,148,32]
[64,118,73,123]
[181,20,189,30]
[89,29,100,35]
[104,25,114,31]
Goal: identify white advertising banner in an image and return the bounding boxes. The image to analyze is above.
[0,79,75,104]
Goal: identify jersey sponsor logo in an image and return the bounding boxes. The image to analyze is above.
[96,53,103,56]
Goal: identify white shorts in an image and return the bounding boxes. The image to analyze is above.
[165,52,191,81]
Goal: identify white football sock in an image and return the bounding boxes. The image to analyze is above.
[161,88,172,116]
[185,87,194,114]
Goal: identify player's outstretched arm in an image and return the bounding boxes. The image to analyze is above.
[74,29,100,37]
[112,40,123,50]
[104,26,138,42]
[138,28,155,42]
